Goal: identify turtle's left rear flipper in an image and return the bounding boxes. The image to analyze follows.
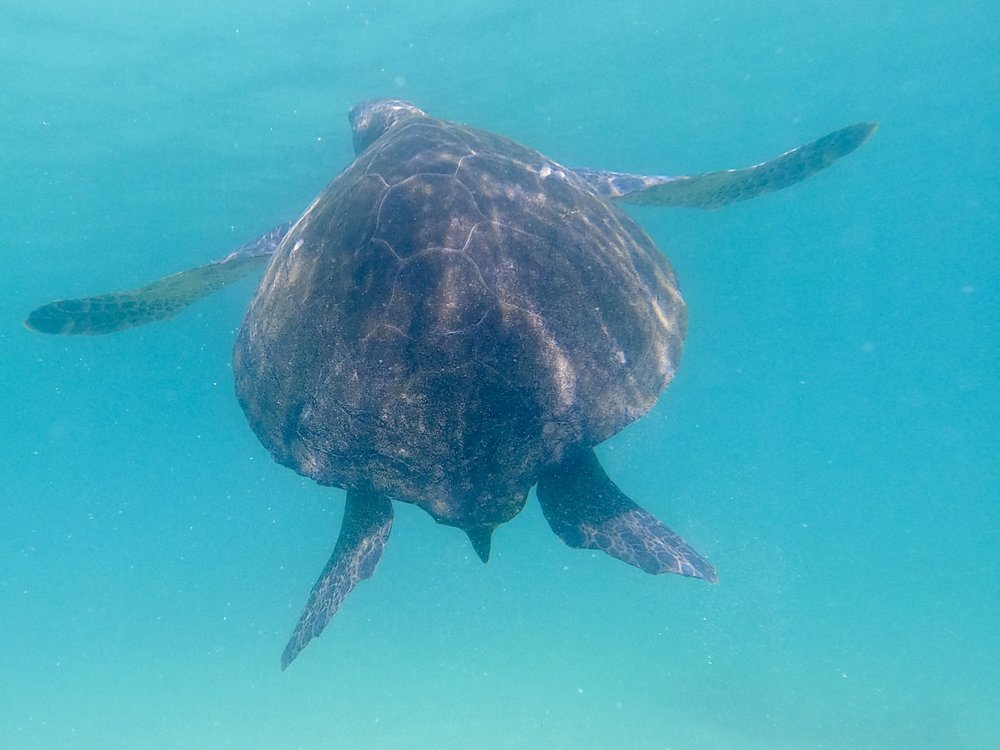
[574,121,877,209]
[24,222,290,335]
[281,489,393,669]
[536,448,717,582]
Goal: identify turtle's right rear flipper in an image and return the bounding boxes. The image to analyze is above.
[536,448,717,582]
[24,222,290,335]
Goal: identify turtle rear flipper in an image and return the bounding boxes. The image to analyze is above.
[536,449,717,582]
[574,121,877,209]
[24,222,291,335]
[281,489,393,669]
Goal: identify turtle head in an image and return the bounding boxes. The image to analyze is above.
[349,98,427,154]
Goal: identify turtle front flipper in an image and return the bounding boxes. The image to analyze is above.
[574,121,877,209]
[24,222,291,335]
[536,449,717,583]
[281,489,393,670]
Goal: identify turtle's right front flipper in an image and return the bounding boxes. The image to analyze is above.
[281,489,394,670]
[537,448,717,582]
[24,222,291,335]
[575,121,877,209]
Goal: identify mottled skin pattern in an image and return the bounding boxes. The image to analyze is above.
[23,98,875,668]
[280,489,393,669]
[235,102,685,534]
[24,224,290,335]
[537,450,717,580]
[576,121,877,208]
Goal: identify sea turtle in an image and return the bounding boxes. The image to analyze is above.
[26,99,875,668]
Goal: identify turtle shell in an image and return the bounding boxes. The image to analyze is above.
[233,108,685,532]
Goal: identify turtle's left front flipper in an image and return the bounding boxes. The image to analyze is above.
[536,448,717,582]
[574,121,877,209]
[24,222,291,335]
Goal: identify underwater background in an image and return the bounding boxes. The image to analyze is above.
[2,1,997,748]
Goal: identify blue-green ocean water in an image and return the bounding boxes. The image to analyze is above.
[3,1,997,748]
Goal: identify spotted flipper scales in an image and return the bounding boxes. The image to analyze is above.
[24,222,291,335]
[280,489,393,669]
[575,122,877,209]
[536,448,717,582]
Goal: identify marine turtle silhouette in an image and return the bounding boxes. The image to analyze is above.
[26,99,875,668]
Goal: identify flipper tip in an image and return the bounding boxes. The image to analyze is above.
[858,121,879,144]
[24,305,70,335]
[280,642,299,671]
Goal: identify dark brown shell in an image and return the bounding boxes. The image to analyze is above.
[234,111,685,533]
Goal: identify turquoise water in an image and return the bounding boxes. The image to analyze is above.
[3,1,997,748]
